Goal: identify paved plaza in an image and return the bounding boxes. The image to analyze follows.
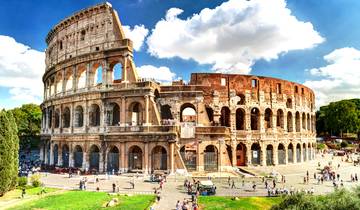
[37,153,360,210]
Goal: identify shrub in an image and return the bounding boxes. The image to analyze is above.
[17,177,27,187]
[30,174,41,187]
[340,141,348,148]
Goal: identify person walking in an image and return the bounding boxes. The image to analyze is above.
[112,183,116,193]
[231,180,236,189]
[176,200,181,210]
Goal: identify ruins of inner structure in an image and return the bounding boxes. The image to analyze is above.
[40,2,316,174]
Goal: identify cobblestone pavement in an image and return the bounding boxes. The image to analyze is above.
[37,153,360,209]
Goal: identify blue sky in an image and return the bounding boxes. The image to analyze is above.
[1,0,360,109]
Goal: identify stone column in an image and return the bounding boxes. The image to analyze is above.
[170,142,175,174]
[58,145,63,166]
[197,144,203,172]
[284,147,288,164]
[260,113,265,133]
[121,143,126,172]
[231,145,237,167]
[144,143,149,174]
[102,60,109,88]
[62,69,66,94]
[273,146,278,166]
[49,143,54,165]
[69,145,74,167]
[293,145,297,163]
[246,144,252,166]
[120,97,126,126]
[245,113,251,131]
[122,56,128,83]
[261,143,266,166]
[72,65,77,92]
[99,151,104,173]
[272,113,277,133]
[144,95,150,125]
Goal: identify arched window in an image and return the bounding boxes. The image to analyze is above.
[63,107,71,128]
[220,106,231,127]
[54,109,60,128]
[287,112,293,132]
[204,145,218,171]
[151,146,167,170]
[89,104,100,126]
[251,108,260,130]
[74,106,84,127]
[295,112,300,132]
[112,63,122,83]
[73,145,83,168]
[205,106,214,123]
[302,113,306,130]
[65,75,73,91]
[107,103,120,126]
[237,94,246,105]
[266,145,274,166]
[251,143,261,165]
[236,108,245,130]
[288,143,293,163]
[278,144,286,165]
[77,69,86,89]
[161,104,173,120]
[94,65,103,85]
[130,102,142,125]
[286,98,292,109]
[89,145,100,171]
[180,103,196,123]
[107,146,119,172]
[276,109,284,128]
[264,108,273,129]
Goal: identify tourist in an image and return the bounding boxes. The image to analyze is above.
[265,180,268,189]
[156,191,161,202]
[313,172,316,179]
[273,179,276,188]
[21,188,26,198]
[231,180,235,189]
[192,202,198,210]
[176,200,181,210]
[355,173,358,182]
[228,176,231,186]
[252,182,256,191]
[304,177,306,184]
[112,183,116,193]
[337,173,340,181]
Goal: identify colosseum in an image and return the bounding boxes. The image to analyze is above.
[40,2,316,174]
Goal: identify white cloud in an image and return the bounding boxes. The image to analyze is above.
[304,47,360,107]
[0,35,44,107]
[137,65,176,83]
[123,24,149,51]
[147,0,324,73]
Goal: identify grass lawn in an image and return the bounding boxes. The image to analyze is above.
[9,190,156,210]
[0,187,58,202]
[199,196,282,210]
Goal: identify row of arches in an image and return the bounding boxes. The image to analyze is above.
[52,144,168,172]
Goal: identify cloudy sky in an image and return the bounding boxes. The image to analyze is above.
[0,0,360,109]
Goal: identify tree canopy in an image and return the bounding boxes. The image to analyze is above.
[9,103,42,136]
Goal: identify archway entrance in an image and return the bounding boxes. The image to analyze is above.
[62,145,69,167]
[288,143,294,163]
[303,143,307,161]
[236,143,246,166]
[53,144,58,166]
[107,146,119,173]
[251,143,261,165]
[204,145,218,171]
[296,144,301,162]
[73,145,83,168]
[128,146,143,171]
[278,144,286,165]
[180,145,197,171]
[151,146,167,171]
[89,145,100,172]
[266,145,274,166]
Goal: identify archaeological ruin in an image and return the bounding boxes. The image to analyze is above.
[40,2,316,174]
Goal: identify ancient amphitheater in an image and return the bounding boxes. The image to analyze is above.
[40,2,316,174]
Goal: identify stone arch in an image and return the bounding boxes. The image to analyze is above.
[53,144,58,165]
[278,144,286,165]
[130,102,143,125]
[205,105,214,123]
[62,107,71,128]
[161,104,173,120]
[55,72,62,94]
[65,69,73,91]
[286,98,292,109]
[302,143,307,161]
[151,146,167,171]
[89,145,100,172]
[276,109,284,128]
[89,104,101,126]
[264,108,273,129]
[237,93,246,105]
[236,108,245,130]
[62,144,70,167]
[302,113,306,130]
[180,103,196,122]
[73,145,83,168]
[55,109,60,128]
[236,143,246,166]
[180,145,197,171]
[76,65,87,89]
[295,112,300,132]
[204,145,218,171]
[220,106,231,127]
[74,105,84,127]
[108,102,120,126]
[251,143,261,165]
[296,143,301,162]
[288,143,294,163]
[287,112,293,132]
[251,107,260,130]
[266,145,274,166]
[91,62,103,86]
[107,146,119,172]
[112,62,123,83]
[128,145,143,171]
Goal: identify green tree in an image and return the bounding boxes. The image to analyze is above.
[10,104,41,136]
[0,110,19,196]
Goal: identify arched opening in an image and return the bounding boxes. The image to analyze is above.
[296,143,301,162]
[92,64,103,85]
[236,108,245,130]
[220,107,231,127]
[108,103,120,126]
[264,108,273,129]
[48,109,53,128]
[53,144,58,166]
[77,68,86,89]
[62,144,69,167]
[89,104,100,126]
[47,143,51,164]
[236,143,246,166]
[278,144,286,165]
[286,98,292,109]
[266,145,274,166]
[161,104,173,120]
[107,146,119,173]
[288,143,293,163]
[74,106,84,127]
[204,145,218,171]
[205,106,214,123]
[63,107,71,128]
[89,145,100,172]
[308,143,311,160]
[251,108,260,130]
[128,146,143,171]
[130,102,142,126]
[65,73,73,91]
[276,109,284,128]
[287,112,293,132]
[302,113,306,130]
[251,143,261,165]
[73,145,83,168]
[180,103,196,123]
[237,94,246,105]
[151,146,167,171]
[112,63,123,83]
[54,109,60,128]
[295,112,300,132]
[303,143,307,161]
[307,114,311,131]
[180,145,197,171]
[226,144,233,165]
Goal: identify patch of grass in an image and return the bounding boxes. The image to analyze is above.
[9,190,156,210]
[199,196,282,210]
[0,187,58,202]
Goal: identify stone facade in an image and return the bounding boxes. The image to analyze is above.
[40,2,316,174]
